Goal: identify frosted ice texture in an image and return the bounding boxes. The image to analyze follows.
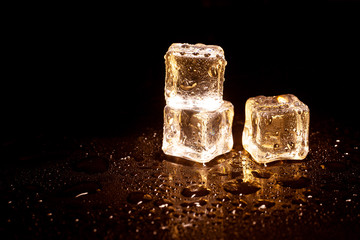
[164,43,227,110]
[242,94,310,164]
[162,101,234,163]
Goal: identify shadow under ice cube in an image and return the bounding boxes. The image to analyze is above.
[242,94,310,164]
[162,101,234,163]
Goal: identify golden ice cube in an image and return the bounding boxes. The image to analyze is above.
[164,43,227,110]
[242,94,310,164]
[162,101,234,163]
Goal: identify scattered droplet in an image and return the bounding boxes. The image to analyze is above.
[154,198,173,208]
[180,82,197,91]
[223,179,261,195]
[181,185,210,198]
[254,199,275,209]
[59,182,102,198]
[251,170,272,179]
[231,199,248,208]
[75,192,88,198]
[127,192,152,204]
[208,66,218,77]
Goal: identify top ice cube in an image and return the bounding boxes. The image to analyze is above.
[164,43,227,110]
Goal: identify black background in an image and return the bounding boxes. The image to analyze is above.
[3,0,360,138]
[2,2,360,239]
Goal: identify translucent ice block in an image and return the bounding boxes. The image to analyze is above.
[242,94,310,164]
[164,43,227,110]
[162,101,234,163]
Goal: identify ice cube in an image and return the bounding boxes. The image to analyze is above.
[162,101,234,163]
[164,43,227,110]
[242,94,310,164]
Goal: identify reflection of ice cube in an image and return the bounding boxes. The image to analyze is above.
[162,101,234,163]
[242,94,310,164]
[164,43,226,110]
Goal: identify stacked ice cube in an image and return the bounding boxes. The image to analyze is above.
[162,43,234,163]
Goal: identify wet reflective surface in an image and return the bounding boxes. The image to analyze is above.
[1,116,359,239]
[4,0,360,238]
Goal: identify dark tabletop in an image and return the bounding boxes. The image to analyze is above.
[2,1,360,239]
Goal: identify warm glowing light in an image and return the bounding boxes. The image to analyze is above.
[164,43,226,111]
[277,95,288,103]
[242,94,310,164]
[166,96,224,111]
[162,43,234,163]
[162,101,234,162]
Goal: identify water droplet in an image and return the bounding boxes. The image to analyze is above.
[251,170,272,179]
[197,199,208,206]
[75,192,88,198]
[181,185,210,198]
[127,192,152,204]
[59,182,102,198]
[230,199,248,208]
[180,201,194,208]
[254,199,275,209]
[223,179,261,195]
[180,82,197,91]
[208,66,218,77]
[154,198,173,208]
[266,117,273,125]
[287,142,295,149]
